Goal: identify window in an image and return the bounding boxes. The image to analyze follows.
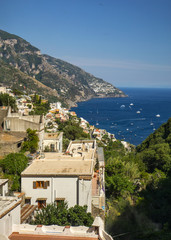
[25,197,31,204]
[37,199,47,209]
[55,198,65,206]
[36,181,44,188]
[33,181,50,189]
[17,142,21,148]
[50,144,55,152]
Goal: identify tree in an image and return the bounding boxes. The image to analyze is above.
[21,128,39,153]
[67,205,93,227]
[0,153,28,175]
[0,93,17,111]
[0,153,28,191]
[33,202,69,226]
[58,120,90,140]
[32,203,94,227]
[105,158,138,199]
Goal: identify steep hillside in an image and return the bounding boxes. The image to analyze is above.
[0,59,61,103]
[0,29,126,106]
[136,117,171,173]
[137,117,171,152]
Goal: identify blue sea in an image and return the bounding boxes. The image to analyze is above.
[71,88,171,146]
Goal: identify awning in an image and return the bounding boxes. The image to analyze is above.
[55,198,65,200]
[36,198,47,201]
[79,176,92,180]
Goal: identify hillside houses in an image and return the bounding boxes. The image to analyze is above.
[0,89,115,240]
[92,128,116,142]
[0,86,14,97]
[16,96,33,116]
[3,107,44,151]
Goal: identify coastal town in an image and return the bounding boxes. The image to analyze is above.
[1,1,171,238]
[0,85,117,240]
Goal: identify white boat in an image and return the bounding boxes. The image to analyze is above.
[136,111,141,114]
[130,103,134,106]
[156,114,160,117]
[120,105,125,108]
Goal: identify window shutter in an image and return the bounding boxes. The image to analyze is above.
[44,181,47,189]
[46,181,50,187]
[33,181,36,189]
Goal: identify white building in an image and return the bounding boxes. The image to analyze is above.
[42,132,63,152]
[0,196,21,237]
[0,86,7,94]
[21,140,96,212]
[0,179,8,197]
[3,107,44,151]
[50,102,62,110]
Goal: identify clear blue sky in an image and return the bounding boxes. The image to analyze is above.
[0,0,171,88]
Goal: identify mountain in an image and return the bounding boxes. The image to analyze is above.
[0,60,62,102]
[0,29,126,106]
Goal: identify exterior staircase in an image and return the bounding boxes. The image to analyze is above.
[21,204,37,223]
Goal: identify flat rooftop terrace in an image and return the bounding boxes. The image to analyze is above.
[43,132,62,140]
[9,224,98,240]
[21,140,96,177]
[21,154,94,177]
[0,132,26,143]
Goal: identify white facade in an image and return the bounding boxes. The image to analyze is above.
[42,132,63,152]
[3,107,45,151]
[0,86,7,94]
[21,140,96,212]
[0,197,21,237]
[0,179,8,197]
[50,102,62,110]
[21,176,92,212]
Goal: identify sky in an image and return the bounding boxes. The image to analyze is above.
[0,0,171,88]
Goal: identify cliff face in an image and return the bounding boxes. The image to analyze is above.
[0,29,127,106]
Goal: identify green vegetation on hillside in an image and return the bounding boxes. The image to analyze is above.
[0,153,28,191]
[0,59,59,103]
[105,118,171,240]
[29,93,50,115]
[0,29,126,106]
[57,118,90,150]
[21,128,39,154]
